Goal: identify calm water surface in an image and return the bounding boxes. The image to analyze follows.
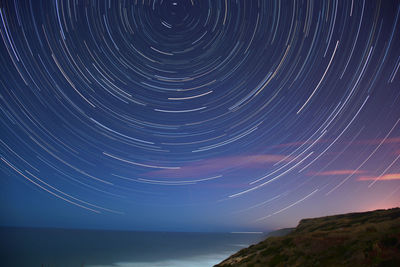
[0,227,267,267]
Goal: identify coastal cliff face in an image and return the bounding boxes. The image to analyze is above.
[216,208,400,267]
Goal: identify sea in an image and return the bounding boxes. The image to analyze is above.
[0,227,267,267]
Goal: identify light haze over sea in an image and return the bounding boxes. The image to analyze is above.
[1,227,267,267]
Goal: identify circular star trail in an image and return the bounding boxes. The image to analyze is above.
[0,0,399,231]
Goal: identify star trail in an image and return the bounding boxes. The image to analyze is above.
[0,0,399,232]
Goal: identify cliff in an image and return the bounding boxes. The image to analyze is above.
[216,207,400,267]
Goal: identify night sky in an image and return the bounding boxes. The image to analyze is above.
[0,0,399,232]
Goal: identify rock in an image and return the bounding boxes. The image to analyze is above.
[215,208,400,267]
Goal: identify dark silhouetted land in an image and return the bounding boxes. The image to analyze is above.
[216,207,400,267]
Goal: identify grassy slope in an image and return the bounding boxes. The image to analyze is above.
[216,208,400,267]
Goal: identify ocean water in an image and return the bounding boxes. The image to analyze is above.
[0,227,267,267]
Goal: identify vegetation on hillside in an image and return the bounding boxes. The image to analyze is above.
[216,208,400,267]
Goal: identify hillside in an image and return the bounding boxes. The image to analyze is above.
[216,208,400,267]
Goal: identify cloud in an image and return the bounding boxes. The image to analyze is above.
[358,173,400,181]
[272,136,400,149]
[271,140,327,148]
[384,137,400,144]
[144,154,291,178]
[309,169,368,176]
[355,137,400,145]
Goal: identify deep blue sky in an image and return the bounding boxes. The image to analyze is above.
[1,0,399,232]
